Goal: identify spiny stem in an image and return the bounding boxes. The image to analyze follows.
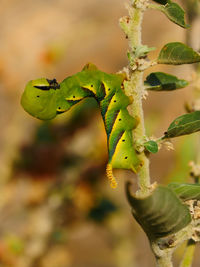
[151,224,194,267]
[156,256,173,267]
[120,3,151,195]
[129,70,151,195]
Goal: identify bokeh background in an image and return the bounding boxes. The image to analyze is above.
[0,0,200,266]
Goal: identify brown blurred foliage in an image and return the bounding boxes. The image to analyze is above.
[0,0,199,266]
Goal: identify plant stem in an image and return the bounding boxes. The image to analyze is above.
[120,2,151,196]
[129,71,151,195]
[148,3,165,12]
[156,256,173,267]
[179,240,196,267]
[151,224,194,267]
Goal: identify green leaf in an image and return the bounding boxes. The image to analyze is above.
[158,42,200,65]
[145,72,188,91]
[126,183,191,239]
[134,45,156,58]
[168,183,200,201]
[152,0,168,4]
[160,1,189,28]
[144,140,158,153]
[164,111,200,138]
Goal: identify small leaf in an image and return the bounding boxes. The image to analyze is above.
[158,42,200,65]
[168,183,200,201]
[126,183,191,239]
[164,111,200,138]
[144,140,158,153]
[145,72,188,91]
[152,0,168,4]
[134,45,156,58]
[160,1,189,28]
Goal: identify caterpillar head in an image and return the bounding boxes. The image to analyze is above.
[21,78,71,120]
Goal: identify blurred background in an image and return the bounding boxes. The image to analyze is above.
[0,0,200,266]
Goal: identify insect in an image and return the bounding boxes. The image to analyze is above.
[21,63,142,188]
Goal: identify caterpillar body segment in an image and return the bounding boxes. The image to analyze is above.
[21,64,142,187]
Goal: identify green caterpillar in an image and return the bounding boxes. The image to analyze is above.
[21,63,142,188]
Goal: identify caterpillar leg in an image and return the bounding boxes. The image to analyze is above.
[106,164,118,189]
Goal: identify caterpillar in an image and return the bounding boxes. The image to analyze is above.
[21,63,142,188]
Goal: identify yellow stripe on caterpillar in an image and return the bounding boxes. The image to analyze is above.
[106,164,118,189]
[102,81,111,96]
[81,85,96,95]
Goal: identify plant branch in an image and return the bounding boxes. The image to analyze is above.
[120,1,151,196]
[151,223,194,267]
[156,255,173,267]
